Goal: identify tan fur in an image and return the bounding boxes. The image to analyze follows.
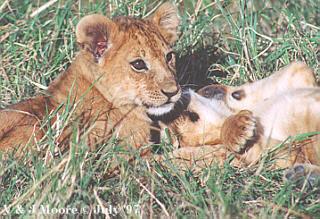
[0,3,181,153]
[208,62,320,169]
[164,62,320,179]
[164,61,314,147]
[221,88,320,168]
[165,90,229,147]
[207,61,317,112]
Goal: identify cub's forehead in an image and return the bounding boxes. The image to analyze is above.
[113,16,170,55]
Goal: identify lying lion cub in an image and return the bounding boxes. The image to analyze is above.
[158,62,320,183]
[0,3,181,154]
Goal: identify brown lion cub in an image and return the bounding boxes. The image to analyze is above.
[0,3,181,154]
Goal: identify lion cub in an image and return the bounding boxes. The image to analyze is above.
[159,62,320,183]
[0,3,181,154]
[199,62,320,182]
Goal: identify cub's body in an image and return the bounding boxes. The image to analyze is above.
[0,3,181,154]
[163,62,320,180]
[0,52,151,152]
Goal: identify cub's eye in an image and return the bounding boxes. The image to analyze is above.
[166,51,175,63]
[130,59,148,72]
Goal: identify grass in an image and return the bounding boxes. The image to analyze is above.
[1,0,320,217]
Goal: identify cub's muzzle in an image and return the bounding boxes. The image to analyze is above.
[198,84,227,100]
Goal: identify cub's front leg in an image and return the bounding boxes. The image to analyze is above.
[220,110,262,154]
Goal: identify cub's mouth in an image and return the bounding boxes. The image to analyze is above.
[146,89,191,123]
[145,87,182,116]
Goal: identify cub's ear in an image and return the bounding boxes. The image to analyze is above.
[150,2,180,45]
[76,14,114,61]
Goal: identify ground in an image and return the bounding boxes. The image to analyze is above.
[0,0,319,217]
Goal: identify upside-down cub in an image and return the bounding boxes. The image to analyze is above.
[205,62,320,182]
[160,62,320,183]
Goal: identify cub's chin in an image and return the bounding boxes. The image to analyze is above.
[146,91,191,124]
[146,103,175,116]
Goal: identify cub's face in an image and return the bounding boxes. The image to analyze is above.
[76,3,181,115]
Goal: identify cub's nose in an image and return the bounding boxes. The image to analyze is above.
[161,87,180,98]
[198,85,226,100]
[161,80,180,98]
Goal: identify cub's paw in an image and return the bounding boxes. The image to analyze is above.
[284,164,320,188]
[221,110,259,154]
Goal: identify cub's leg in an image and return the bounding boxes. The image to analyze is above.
[220,110,261,154]
[219,110,280,166]
[220,106,320,186]
[235,61,317,103]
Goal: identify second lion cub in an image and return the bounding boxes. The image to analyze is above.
[199,62,320,182]
[161,62,320,183]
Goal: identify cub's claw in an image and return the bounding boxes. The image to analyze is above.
[221,110,259,154]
